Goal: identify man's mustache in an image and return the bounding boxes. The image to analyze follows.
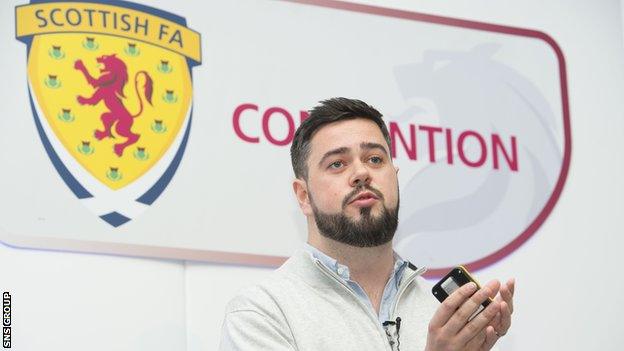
[342,185,385,209]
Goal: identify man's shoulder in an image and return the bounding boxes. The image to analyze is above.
[224,273,295,314]
[225,249,319,314]
[219,254,315,351]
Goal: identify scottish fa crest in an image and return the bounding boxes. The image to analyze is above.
[16,0,201,227]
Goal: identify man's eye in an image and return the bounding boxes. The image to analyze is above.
[369,156,383,164]
[329,161,344,169]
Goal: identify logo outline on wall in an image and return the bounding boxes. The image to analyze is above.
[16,0,202,227]
[7,0,571,274]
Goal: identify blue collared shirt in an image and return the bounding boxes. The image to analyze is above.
[304,243,409,323]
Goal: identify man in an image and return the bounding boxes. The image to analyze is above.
[219,98,515,351]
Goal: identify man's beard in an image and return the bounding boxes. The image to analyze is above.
[309,185,399,248]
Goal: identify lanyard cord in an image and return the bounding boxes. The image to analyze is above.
[382,317,402,351]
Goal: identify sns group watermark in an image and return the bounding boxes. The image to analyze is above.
[2,292,10,349]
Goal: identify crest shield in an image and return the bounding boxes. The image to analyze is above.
[16,1,201,226]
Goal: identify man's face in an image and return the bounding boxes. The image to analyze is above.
[303,118,399,247]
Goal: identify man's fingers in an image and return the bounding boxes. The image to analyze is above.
[496,301,512,336]
[483,280,501,299]
[481,326,500,350]
[491,311,501,332]
[495,280,514,314]
[446,281,500,335]
[499,283,511,301]
[464,328,487,351]
[455,299,501,343]
[507,279,515,313]
[429,282,478,328]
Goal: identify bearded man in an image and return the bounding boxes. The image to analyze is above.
[219,98,515,351]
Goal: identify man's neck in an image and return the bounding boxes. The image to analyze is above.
[308,236,395,313]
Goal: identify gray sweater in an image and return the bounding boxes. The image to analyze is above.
[219,249,440,351]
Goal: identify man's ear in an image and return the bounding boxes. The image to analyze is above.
[292,178,313,216]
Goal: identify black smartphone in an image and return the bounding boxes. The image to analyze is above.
[431,266,492,321]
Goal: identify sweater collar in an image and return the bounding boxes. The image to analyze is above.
[303,242,409,289]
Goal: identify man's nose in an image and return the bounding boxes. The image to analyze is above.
[349,161,371,187]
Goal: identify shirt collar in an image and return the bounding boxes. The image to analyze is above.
[304,242,409,288]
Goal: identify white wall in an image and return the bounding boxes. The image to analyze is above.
[2,1,624,350]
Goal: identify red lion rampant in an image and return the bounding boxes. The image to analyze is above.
[74,54,153,157]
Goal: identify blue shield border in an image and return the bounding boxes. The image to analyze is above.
[16,0,201,227]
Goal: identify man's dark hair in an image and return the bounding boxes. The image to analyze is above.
[290,97,392,180]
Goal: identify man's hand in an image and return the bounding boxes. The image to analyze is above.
[425,280,504,351]
[488,278,515,337]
